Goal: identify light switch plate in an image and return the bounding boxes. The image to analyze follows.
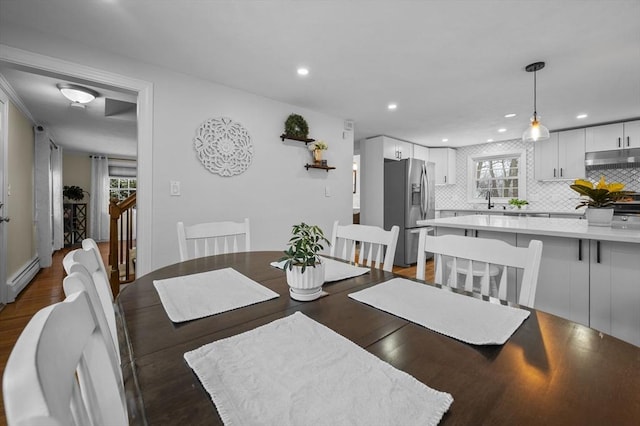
[170,180,181,196]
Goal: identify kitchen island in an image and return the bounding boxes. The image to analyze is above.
[418,215,640,347]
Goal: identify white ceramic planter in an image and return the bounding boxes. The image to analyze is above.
[586,207,613,227]
[286,261,325,301]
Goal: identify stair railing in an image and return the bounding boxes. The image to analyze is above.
[109,193,137,297]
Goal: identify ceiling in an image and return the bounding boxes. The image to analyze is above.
[0,62,138,157]
[1,0,639,153]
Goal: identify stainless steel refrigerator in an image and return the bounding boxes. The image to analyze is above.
[384,158,435,267]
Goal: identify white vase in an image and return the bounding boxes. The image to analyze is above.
[286,261,325,301]
[585,207,614,227]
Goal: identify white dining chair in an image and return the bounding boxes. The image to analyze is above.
[177,218,251,261]
[2,290,128,426]
[329,220,400,272]
[416,230,543,308]
[63,244,119,363]
[63,262,121,365]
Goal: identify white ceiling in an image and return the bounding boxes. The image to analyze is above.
[0,62,138,157]
[1,0,639,152]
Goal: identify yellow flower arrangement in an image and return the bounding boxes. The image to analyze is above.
[570,176,633,209]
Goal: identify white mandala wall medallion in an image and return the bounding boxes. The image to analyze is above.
[193,117,254,177]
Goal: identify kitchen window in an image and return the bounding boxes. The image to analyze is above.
[467,151,526,203]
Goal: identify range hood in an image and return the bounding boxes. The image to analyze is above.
[585,148,640,170]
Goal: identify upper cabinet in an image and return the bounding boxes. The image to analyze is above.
[383,138,413,160]
[585,120,640,152]
[413,144,430,162]
[430,148,456,185]
[535,129,585,180]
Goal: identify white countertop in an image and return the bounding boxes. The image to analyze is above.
[418,216,640,244]
[437,208,584,217]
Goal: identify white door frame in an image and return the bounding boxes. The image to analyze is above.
[0,45,154,278]
[0,88,8,303]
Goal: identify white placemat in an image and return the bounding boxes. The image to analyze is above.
[184,312,453,426]
[270,256,370,282]
[349,278,530,345]
[153,268,278,323]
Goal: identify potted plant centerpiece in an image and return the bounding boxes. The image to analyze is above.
[308,140,328,164]
[570,177,633,226]
[280,222,331,301]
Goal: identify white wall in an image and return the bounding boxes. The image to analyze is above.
[359,136,384,227]
[1,25,353,270]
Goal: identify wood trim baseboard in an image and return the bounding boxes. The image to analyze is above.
[6,256,40,302]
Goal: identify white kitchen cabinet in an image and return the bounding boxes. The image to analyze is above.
[517,234,590,326]
[589,240,640,347]
[383,138,413,160]
[430,147,456,185]
[585,120,640,152]
[413,144,430,162]
[534,129,585,180]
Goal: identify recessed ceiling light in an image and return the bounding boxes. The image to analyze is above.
[297,67,309,76]
[487,138,494,142]
[442,138,448,142]
[387,103,397,110]
[498,128,507,133]
[504,113,517,118]
[577,113,588,119]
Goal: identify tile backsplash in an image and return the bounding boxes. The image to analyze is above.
[435,138,640,212]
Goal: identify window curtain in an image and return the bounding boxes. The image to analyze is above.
[51,145,64,250]
[90,156,109,241]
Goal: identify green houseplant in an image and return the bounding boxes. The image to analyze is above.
[280,222,330,301]
[508,198,529,209]
[570,177,633,226]
[63,185,87,201]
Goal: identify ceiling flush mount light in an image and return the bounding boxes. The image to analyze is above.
[297,67,309,76]
[387,103,397,110]
[57,83,98,104]
[504,113,517,118]
[522,61,550,142]
[498,128,507,133]
[577,113,588,119]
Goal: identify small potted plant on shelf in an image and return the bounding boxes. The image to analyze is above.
[280,222,331,301]
[308,140,328,164]
[570,176,633,226]
[508,198,529,209]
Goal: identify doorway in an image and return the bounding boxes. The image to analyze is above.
[0,45,153,303]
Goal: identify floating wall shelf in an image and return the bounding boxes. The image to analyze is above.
[280,134,315,144]
[305,164,336,172]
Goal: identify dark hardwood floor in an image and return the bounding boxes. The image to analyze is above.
[0,246,432,424]
[0,244,109,425]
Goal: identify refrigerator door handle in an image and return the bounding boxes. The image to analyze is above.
[420,164,429,219]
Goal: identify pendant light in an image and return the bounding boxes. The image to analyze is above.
[522,61,550,142]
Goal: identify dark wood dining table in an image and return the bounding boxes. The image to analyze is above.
[118,251,640,425]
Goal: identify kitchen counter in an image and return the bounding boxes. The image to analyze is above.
[419,215,640,244]
[437,208,584,217]
[418,214,640,347]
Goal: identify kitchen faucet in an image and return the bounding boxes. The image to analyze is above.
[485,190,494,209]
